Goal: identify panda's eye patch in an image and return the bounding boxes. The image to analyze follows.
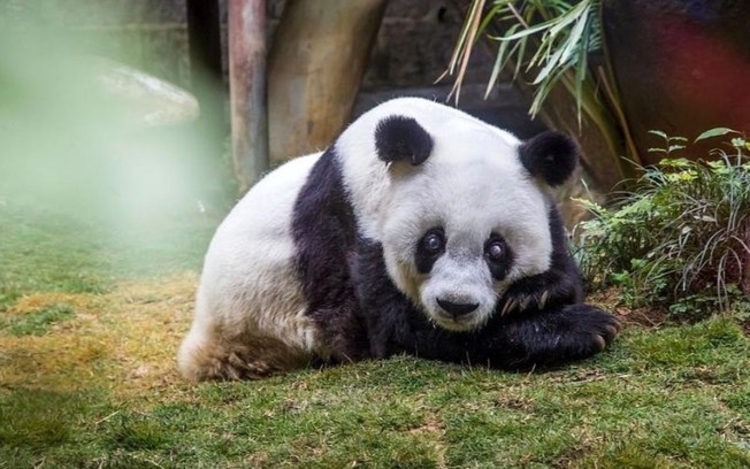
[415,228,445,273]
[484,234,512,280]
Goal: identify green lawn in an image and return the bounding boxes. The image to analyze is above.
[2,200,750,468]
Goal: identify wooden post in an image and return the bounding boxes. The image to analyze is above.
[228,0,269,193]
[267,0,389,165]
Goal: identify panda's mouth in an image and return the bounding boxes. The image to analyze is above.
[431,309,484,332]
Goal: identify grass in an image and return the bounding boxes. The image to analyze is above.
[3,199,750,468]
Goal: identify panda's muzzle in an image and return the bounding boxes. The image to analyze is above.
[437,298,479,318]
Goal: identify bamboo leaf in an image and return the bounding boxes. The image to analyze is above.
[532,39,567,84]
[478,3,505,36]
[451,0,603,121]
[695,127,738,142]
[548,1,587,36]
[574,18,590,124]
[513,38,527,77]
[501,17,558,41]
[485,29,517,98]
[649,130,669,140]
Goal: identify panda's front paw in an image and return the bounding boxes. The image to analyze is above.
[513,304,619,368]
[557,304,620,355]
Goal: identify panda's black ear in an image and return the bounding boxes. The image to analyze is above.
[374,115,433,166]
[518,131,579,187]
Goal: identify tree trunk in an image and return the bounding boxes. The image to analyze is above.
[267,0,389,165]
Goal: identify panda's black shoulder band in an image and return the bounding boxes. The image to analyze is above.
[374,115,433,166]
[519,131,579,187]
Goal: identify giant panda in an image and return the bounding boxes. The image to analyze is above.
[178,97,619,381]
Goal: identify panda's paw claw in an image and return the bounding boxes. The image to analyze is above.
[538,290,550,309]
[593,334,607,352]
[501,298,518,316]
[589,313,620,351]
[605,323,620,338]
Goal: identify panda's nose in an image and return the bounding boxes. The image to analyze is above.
[437,298,479,317]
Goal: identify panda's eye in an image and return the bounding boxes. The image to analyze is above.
[486,240,504,262]
[422,231,445,254]
[415,228,446,274]
[484,234,512,280]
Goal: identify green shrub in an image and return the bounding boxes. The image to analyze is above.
[576,129,750,319]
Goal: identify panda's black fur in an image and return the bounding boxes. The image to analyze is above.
[291,146,369,361]
[177,97,618,381]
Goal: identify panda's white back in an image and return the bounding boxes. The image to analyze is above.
[178,152,324,381]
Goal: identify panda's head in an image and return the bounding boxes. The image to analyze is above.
[372,113,578,332]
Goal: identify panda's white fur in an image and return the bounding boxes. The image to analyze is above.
[178,97,618,381]
[179,153,324,380]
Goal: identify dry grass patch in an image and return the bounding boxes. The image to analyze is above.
[0,273,197,400]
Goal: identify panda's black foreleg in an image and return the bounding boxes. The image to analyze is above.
[488,304,619,370]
